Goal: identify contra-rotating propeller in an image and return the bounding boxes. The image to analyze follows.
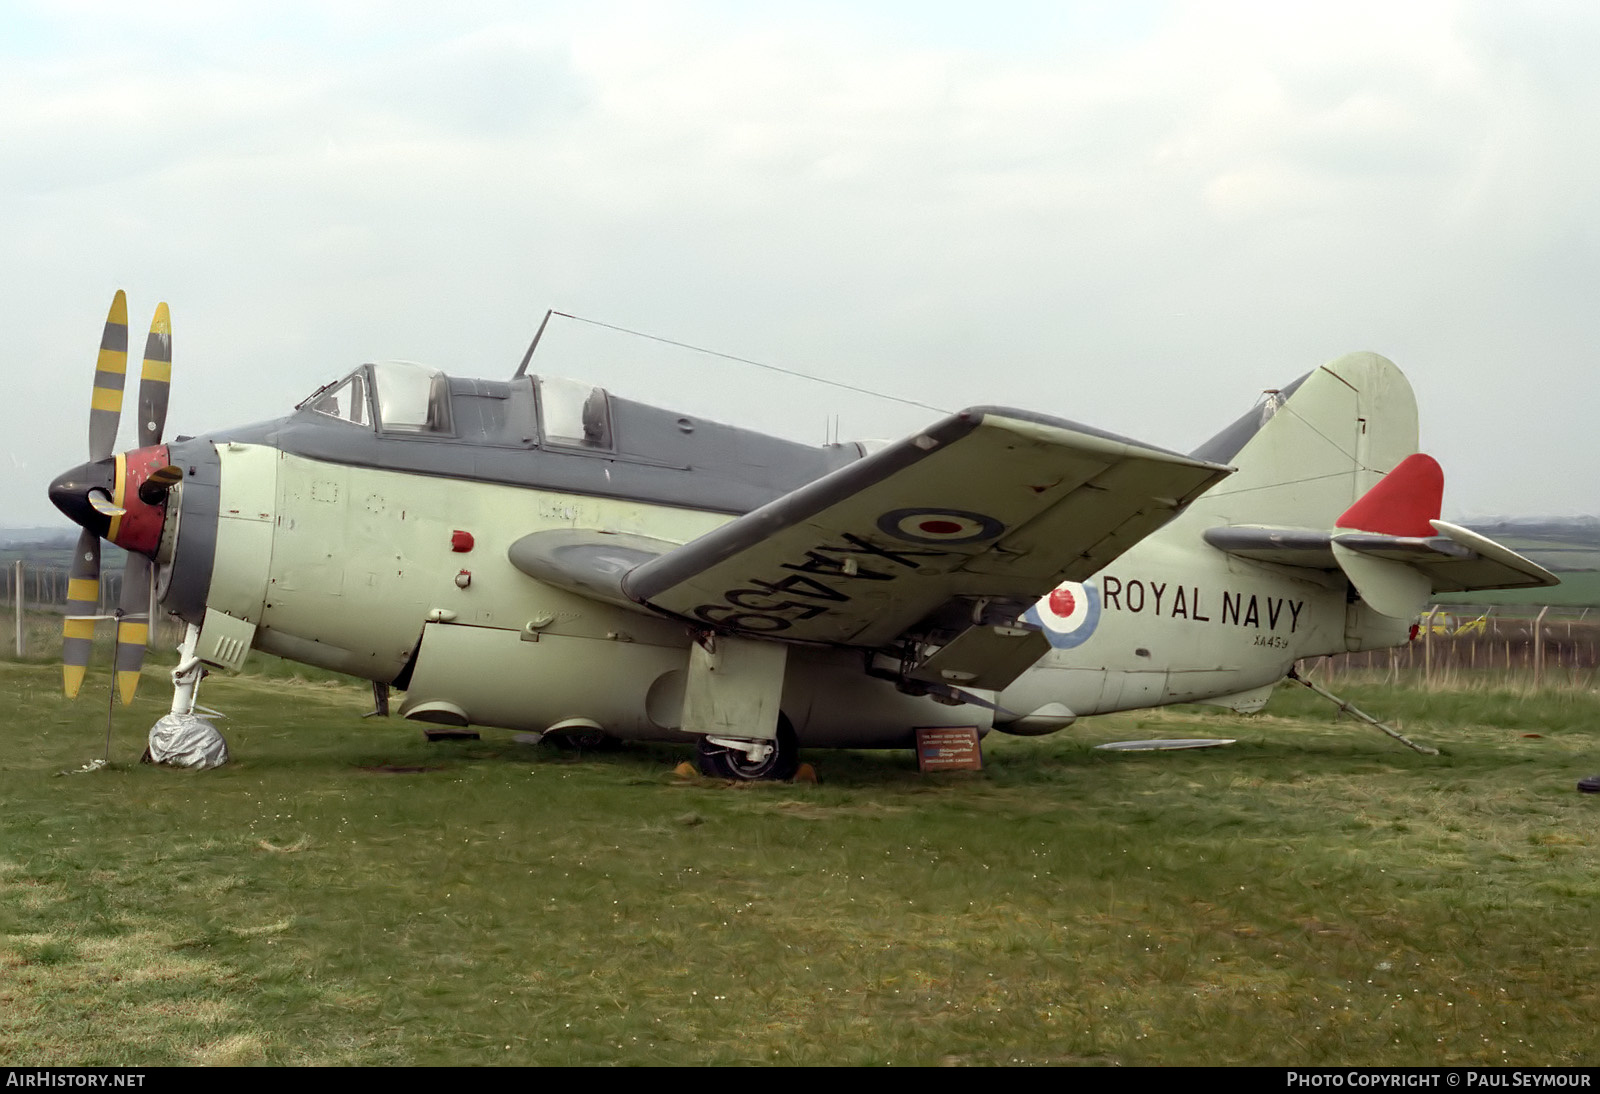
[55,290,174,703]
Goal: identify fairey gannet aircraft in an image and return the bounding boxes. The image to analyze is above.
[48,294,1556,778]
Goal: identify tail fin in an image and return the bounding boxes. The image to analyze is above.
[1182,353,1557,626]
[1181,351,1418,530]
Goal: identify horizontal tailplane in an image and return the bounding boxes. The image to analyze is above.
[1204,453,1558,618]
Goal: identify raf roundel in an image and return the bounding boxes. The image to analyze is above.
[876,508,1005,545]
[1023,579,1102,650]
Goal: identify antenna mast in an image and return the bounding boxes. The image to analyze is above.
[513,309,554,380]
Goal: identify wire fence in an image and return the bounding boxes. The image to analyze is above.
[4,558,184,658]
[1310,606,1599,688]
[3,557,123,611]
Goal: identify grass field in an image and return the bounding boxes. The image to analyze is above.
[1445,571,1600,608]
[2,657,1598,1066]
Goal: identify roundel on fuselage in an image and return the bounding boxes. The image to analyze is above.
[1023,579,1102,649]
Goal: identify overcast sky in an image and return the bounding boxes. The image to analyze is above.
[5,0,1597,529]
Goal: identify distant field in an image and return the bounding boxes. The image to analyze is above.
[1442,570,1600,608]
[2,659,1596,1067]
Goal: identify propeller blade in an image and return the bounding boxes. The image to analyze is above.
[137,303,171,447]
[87,490,125,518]
[136,464,182,506]
[62,529,101,699]
[90,291,129,461]
[114,555,152,705]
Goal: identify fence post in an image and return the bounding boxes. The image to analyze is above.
[1534,605,1550,689]
[12,560,22,658]
[1424,607,1438,688]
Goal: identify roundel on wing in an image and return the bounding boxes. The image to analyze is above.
[1022,579,1102,650]
[876,508,1005,545]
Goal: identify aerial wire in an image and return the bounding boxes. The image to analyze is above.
[515,310,952,416]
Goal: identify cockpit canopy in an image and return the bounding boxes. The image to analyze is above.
[274,361,861,515]
[299,363,612,449]
[303,361,453,435]
[536,375,612,449]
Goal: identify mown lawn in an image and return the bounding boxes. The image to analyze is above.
[2,659,1597,1066]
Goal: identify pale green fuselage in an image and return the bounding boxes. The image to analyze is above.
[999,534,1406,720]
[204,443,1394,748]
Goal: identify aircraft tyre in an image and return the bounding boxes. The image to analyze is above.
[696,717,800,781]
[544,728,617,751]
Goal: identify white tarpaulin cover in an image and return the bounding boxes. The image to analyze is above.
[146,713,230,769]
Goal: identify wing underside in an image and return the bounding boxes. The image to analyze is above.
[617,406,1232,648]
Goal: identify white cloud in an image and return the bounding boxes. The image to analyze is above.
[5,0,1600,527]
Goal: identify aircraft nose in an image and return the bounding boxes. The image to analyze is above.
[48,458,117,539]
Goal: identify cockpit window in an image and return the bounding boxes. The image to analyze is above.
[301,362,454,436]
[537,376,612,449]
[305,370,371,427]
[371,361,453,435]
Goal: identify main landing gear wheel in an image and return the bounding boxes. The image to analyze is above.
[695,718,800,781]
[544,727,617,752]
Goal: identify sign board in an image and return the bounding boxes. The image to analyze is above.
[914,726,983,772]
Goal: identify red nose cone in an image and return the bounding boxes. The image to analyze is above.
[451,530,474,553]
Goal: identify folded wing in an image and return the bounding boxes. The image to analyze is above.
[611,406,1231,648]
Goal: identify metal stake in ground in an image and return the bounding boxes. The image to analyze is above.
[1287,664,1440,756]
[104,609,120,764]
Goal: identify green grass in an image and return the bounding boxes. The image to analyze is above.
[1,658,1597,1066]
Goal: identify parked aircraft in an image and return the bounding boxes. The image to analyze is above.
[48,293,1557,778]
